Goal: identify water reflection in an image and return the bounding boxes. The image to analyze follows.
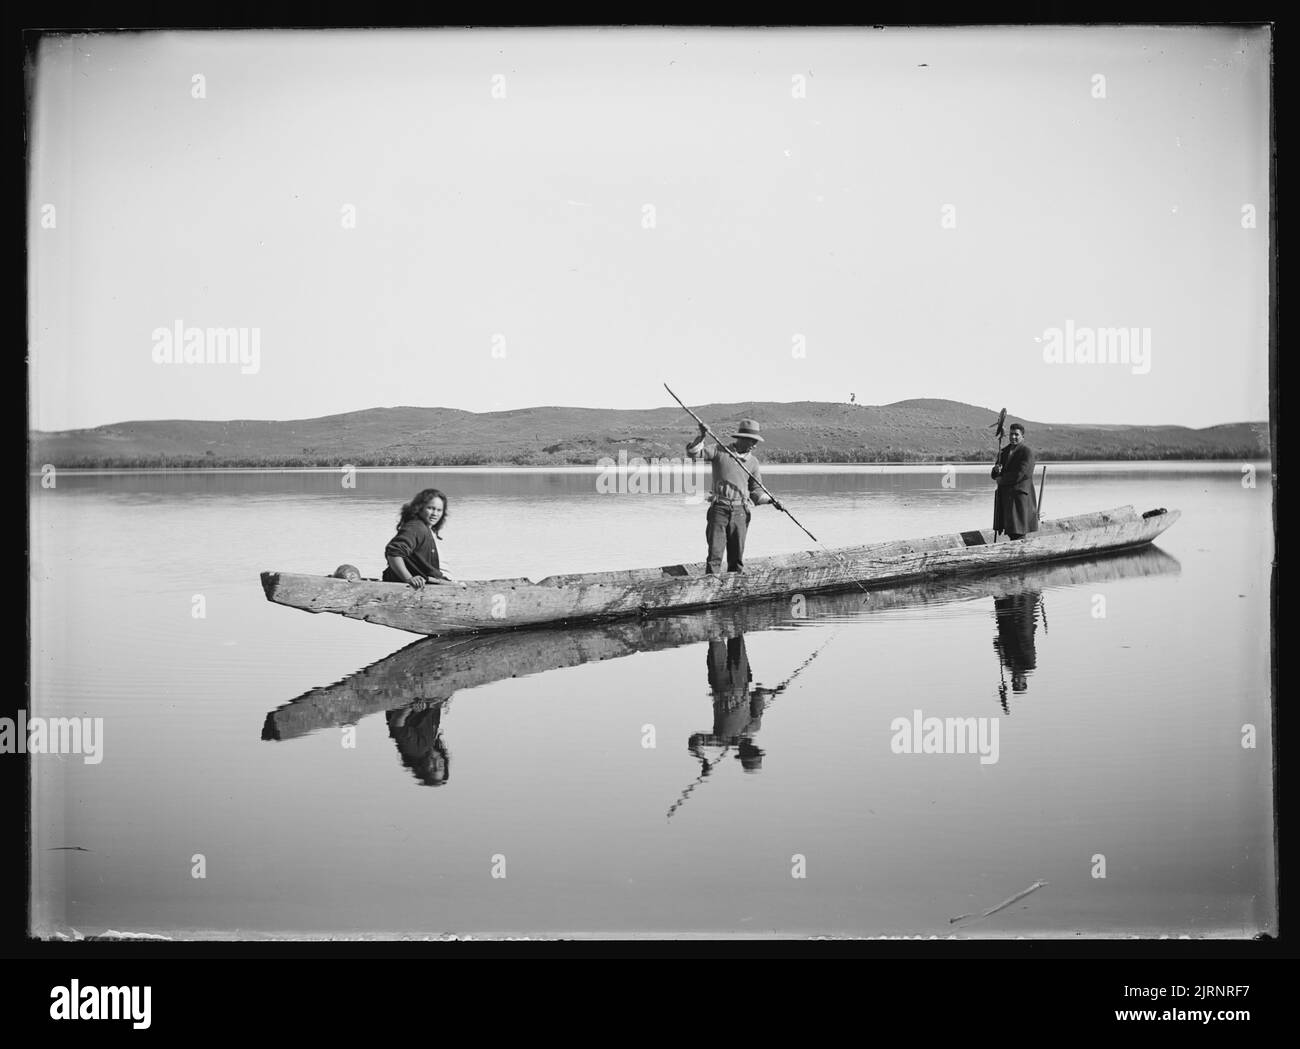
[263,546,1180,787]
[694,636,771,773]
[666,637,767,815]
[668,630,835,817]
[993,590,1042,712]
[386,700,451,787]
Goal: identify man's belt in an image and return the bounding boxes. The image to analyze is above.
[708,483,749,506]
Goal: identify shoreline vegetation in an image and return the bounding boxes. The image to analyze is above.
[29,448,1268,470]
[29,398,1268,470]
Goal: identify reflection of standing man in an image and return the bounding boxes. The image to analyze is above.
[689,635,776,772]
[991,423,1039,540]
[993,590,1041,703]
[686,419,783,575]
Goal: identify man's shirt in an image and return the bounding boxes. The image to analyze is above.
[687,438,764,506]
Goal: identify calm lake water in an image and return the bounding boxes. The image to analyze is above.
[28,463,1275,938]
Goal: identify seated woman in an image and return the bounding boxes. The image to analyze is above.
[383,488,461,589]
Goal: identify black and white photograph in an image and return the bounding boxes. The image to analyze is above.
[24,23,1275,953]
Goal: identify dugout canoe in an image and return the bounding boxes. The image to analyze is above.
[262,545,1180,741]
[259,504,1179,637]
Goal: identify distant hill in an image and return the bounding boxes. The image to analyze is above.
[29,399,1270,468]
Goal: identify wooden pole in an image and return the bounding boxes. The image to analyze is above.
[664,384,894,583]
[664,383,819,544]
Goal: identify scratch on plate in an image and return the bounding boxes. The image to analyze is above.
[950,879,1048,924]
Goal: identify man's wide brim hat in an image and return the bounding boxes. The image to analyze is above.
[730,419,765,442]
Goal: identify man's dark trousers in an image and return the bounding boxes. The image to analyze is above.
[705,502,750,574]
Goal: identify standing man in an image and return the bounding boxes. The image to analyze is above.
[686,418,783,574]
[991,422,1039,540]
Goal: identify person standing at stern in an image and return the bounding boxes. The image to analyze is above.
[991,423,1039,540]
[686,419,783,575]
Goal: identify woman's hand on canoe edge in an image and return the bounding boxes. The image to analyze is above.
[407,575,427,590]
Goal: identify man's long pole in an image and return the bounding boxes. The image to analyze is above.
[664,383,820,545]
[664,385,913,590]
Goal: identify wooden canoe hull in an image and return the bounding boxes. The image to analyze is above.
[260,505,1179,636]
[263,544,1180,741]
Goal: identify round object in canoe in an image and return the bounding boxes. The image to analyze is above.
[333,564,361,581]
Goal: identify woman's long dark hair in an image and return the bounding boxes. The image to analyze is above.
[398,488,449,536]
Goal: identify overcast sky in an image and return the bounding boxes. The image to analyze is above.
[29,26,1271,431]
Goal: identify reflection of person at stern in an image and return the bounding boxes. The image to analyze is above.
[993,590,1040,710]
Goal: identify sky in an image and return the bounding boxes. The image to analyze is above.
[28,26,1271,431]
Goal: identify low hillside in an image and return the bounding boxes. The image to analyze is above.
[30,399,1270,467]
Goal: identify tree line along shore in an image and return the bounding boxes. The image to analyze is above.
[31,445,1267,469]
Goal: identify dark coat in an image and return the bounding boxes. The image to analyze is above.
[992,443,1039,536]
[382,518,444,582]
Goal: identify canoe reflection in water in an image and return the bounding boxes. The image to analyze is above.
[263,545,1179,789]
[993,589,1043,712]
